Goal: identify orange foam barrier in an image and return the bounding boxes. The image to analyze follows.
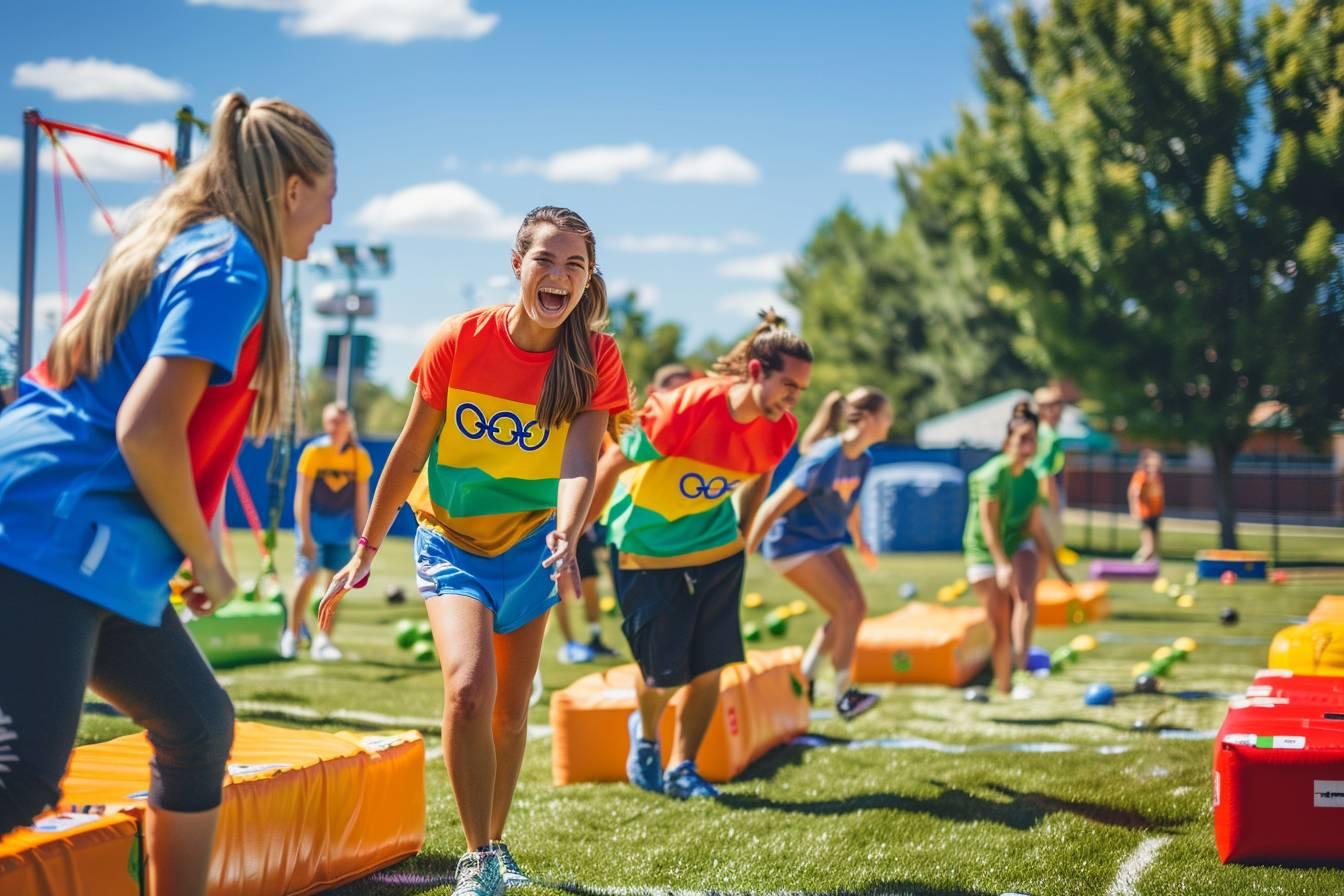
[0,811,141,896]
[1267,622,1344,677]
[550,647,809,785]
[1307,595,1344,624]
[851,603,991,686]
[1035,579,1110,627]
[17,722,424,896]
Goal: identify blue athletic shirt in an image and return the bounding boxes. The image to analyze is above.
[761,435,872,560]
[0,218,268,625]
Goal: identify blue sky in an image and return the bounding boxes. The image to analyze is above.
[0,0,986,388]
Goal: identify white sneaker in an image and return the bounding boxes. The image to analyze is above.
[279,629,297,660]
[1010,683,1035,701]
[311,632,343,662]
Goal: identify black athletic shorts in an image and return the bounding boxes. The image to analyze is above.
[576,530,599,580]
[1141,515,1161,534]
[612,549,746,688]
[0,565,235,836]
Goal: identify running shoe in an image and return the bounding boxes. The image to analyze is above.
[625,710,663,793]
[279,629,297,660]
[836,688,880,721]
[557,641,595,664]
[663,760,719,799]
[586,635,620,658]
[452,850,503,896]
[490,842,531,889]
[310,632,343,662]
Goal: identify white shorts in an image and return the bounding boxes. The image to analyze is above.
[966,540,1037,584]
[767,546,837,575]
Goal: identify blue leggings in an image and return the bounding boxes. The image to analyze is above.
[0,565,234,835]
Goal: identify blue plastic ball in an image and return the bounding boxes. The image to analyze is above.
[1025,646,1052,673]
[1084,683,1116,706]
[899,582,918,600]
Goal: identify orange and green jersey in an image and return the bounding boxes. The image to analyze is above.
[605,376,797,569]
[407,305,629,557]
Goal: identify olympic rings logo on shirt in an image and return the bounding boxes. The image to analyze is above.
[455,402,550,451]
[679,472,739,500]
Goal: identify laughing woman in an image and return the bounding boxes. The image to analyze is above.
[320,207,629,896]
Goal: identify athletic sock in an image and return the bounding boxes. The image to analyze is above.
[589,621,602,638]
[834,669,852,700]
[802,640,824,683]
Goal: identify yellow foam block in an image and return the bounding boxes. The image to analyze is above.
[851,603,991,686]
[550,648,809,785]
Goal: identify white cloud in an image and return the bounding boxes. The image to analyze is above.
[657,146,759,185]
[188,0,498,44]
[607,279,661,309]
[486,274,512,289]
[500,143,760,185]
[89,199,154,237]
[40,121,177,181]
[442,155,460,171]
[353,180,517,240]
[0,136,19,170]
[611,230,759,254]
[12,58,189,103]
[503,144,664,184]
[0,290,67,328]
[368,318,444,347]
[717,290,800,329]
[841,140,916,176]
[716,252,797,281]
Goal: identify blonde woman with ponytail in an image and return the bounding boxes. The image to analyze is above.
[745,387,892,720]
[320,207,630,895]
[0,93,333,895]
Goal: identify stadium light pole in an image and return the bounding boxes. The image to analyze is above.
[17,109,39,377]
[175,105,194,170]
[329,244,391,406]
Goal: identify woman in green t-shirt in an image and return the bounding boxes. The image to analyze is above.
[963,402,1071,697]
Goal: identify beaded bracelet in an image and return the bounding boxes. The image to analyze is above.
[357,536,379,553]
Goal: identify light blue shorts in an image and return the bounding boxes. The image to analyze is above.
[295,537,352,577]
[413,523,559,634]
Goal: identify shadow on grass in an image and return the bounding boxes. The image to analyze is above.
[718,778,1184,832]
[246,689,311,704]
[1109,611,1186,623]
[551,880,999,896]
[336,862,1000,896]
[988,715,1137,732]
[731,741,813,782]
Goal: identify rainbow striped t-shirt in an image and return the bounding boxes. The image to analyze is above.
[605,376,797,569]
[408,304,629,557]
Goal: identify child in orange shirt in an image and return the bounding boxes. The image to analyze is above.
[1128,449,1165,562]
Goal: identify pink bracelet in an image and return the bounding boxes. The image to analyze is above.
[357,536,379,553]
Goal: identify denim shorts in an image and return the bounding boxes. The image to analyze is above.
[414,523,559,634]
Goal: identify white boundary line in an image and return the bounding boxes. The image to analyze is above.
[231,700,442,729]
[1104,835,1170,896]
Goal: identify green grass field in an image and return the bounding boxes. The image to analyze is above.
[75,528,1344,896]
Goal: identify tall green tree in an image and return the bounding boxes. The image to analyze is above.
[607,290,686,392]
[916,0,1344,546]
[300,366,413,438]
[783,206,1043,439]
